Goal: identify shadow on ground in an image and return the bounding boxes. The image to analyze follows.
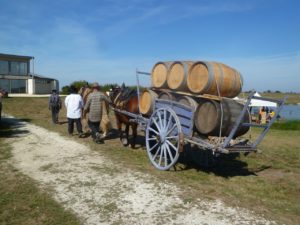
[0,117,30,138]
[103,128,146,149]
[175,144,263,178]
[0,117,268,178]
[103,129,264,177]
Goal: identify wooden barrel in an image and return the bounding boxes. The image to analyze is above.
[151,61,172,88]
[194,98,250,137]
[158,90,175,100]
[178,96,198,111]
[187,61,243,98]
[167,61,193,91]
[139,89,158,115]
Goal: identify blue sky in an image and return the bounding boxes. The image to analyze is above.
[0,0,299,92]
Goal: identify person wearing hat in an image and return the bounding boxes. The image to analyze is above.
[48,89,62,124]
[65,85,84,137]
[83,82,111,143]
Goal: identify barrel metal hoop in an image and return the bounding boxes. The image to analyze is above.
[228,69,237,97]
[216,63,224,94]
[202,61,214,93]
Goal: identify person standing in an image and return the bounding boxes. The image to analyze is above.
[48,89,62,124]
[84,82,111,143]
[65,86,84,137]
[0,91,3,121]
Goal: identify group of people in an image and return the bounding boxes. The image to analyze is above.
[48,82,111,144]
[258,106,275,124]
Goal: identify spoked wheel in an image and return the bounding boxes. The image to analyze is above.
[146,107,182,170]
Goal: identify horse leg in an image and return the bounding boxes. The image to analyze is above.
[130,123,137,149]
[116,118,123,141]
[122,124,130,146]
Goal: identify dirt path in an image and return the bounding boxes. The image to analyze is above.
[5,117,275,225]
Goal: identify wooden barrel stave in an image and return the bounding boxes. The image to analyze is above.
[167,61,193,91]
[158,89,176,101]
[177,95,198,111]
[187,61,243,98]
[139,89,158,115]
[151,61,172,88]
[194,98,250,137]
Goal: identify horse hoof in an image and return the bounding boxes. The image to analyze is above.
[121,138,129,146]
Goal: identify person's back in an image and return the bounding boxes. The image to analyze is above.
[49,93,60,108]
[84,82,110,143]
[87,91,104,122]
[49,90,61,124]
[65,93,83,119]
[65,87,84,136]
[0,91,3,121]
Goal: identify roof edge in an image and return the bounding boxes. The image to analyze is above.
[0,53,34,60]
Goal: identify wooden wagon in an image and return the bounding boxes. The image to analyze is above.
[113,71,286,171]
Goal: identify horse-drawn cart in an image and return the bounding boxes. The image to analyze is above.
[113,70,286,171]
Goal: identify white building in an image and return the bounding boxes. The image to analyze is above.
[0,53,59,94]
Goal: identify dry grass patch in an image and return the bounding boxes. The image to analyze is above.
[0,119,81,225]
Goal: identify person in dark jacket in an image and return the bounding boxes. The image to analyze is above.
[0,91,3,121]
[48,89,62,124]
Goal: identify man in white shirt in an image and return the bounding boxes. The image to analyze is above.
[65,86,84,137]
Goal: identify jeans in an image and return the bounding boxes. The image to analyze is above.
[67,118,83,135]
[88,120,100,140]
[51,106,60,124]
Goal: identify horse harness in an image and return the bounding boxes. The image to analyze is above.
[114,88,137,109]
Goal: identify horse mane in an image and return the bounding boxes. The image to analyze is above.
[78,86,92,104]
[112,86,137,110]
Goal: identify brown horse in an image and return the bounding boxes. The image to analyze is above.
[78,86,111,137]
[110,85,139,148]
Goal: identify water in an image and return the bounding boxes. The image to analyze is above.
[280,104,300,120]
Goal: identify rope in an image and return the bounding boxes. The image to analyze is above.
[215,77,223,145]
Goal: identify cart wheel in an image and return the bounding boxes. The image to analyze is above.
[146,107,182,170]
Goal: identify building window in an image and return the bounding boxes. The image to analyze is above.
[0,79,10,91]
[35,79,48,84]
[10,61,28,75]
[19,62,27,75]
[0,79,26,93]
[10,80,26,93]
[0,60,9,74]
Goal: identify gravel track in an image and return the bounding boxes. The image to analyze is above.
[5,117,275,225]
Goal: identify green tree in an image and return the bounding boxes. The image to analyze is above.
[70,80,89,90]
[61,85,70,94]
[61,80,89,94]
[60,80,144,94]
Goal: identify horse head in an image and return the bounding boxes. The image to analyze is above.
[109,85,121,103]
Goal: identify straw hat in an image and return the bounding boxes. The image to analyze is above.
[91,82,100,88]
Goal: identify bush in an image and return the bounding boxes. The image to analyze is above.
[60,81,144,94]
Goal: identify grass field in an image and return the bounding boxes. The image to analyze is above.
[0,119,81,225]
[1,96,300,225]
